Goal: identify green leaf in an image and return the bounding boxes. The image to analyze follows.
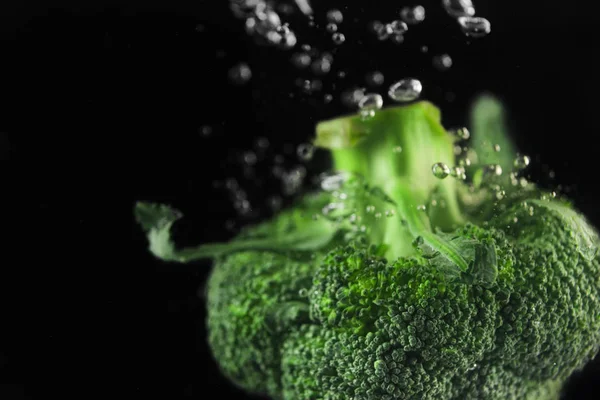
[134,201,339,263]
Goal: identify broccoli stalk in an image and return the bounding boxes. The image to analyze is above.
[315,101,508,271]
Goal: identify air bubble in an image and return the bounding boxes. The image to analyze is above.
[400,5,426,25]
[457,16,491,38]
[228,63,252,84]
[366,71,385,86]
[311,57,332,75]
[385,210,396,217]
[432,162,450,179]
[358,93,384,112]
[324,93,333,103]
[267,195,282,211]
[332,32,345,44]
[493,144,501,152]
[291,52,311,68]
[417,204,427,211]
[297,143,315,161]
[454,127,470,140]
[513,154,530,170]
[391,34,405,44]
[321,172,349,191]
[451,166,466,180]
[388,78,422,102]
[326,9,344,24]
[326,23,338,33]
[366,205,376,213]
[393,146,403,153]
[199,125,212,137]
[442,0,475,18]
[433,54,453,71]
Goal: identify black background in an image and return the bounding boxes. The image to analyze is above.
[2,0,600,398]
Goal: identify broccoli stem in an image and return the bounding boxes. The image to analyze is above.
[315,101,466,263]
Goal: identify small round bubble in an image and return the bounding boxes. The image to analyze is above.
[433,54,453,71]
[400,5,426,25]
[393,146,403,153]
[228,63,252,84]
[358,93,384,111]
[493,144,501,152]
[199,125,212,137]
[391,34,405,44]
[455,127,470,140]
[326,23,338,32]
[326,9,344,24]
[297,143,315,161]
[291,52,311,68]
[432,162,450,179]
[457,16,491,38]
[514,154,531,170]
[332,32,346,44]
[388,78,422,102]
[366,71,385,86]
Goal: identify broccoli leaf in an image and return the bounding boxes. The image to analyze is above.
[134,201,339,263]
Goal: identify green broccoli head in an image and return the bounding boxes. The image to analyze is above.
[135,96,600,399]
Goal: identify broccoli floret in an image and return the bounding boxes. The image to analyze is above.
[135,96,600,399]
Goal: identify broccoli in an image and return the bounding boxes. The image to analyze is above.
[135,96,600,399]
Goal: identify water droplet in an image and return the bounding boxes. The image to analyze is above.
[433,54,453,71]
[493,144,501,152]
[390,34,405,44]
[337,70,347,78]
[442,0,475,18]
[228,63,252,84]
[321,172,349,191]
[291,52,311,68]
[388,78,422,102]
[417,204,427,211]
[495,190,506,200]
[327,9,343,24]
[400,5,426,25]
[254,136,269,150]
[421,46,429,53]
[513,154,530,170]
[243,151,257,166]
[332,32,345,44]
[453,145,462,155]
[457,16,491,38]
[297,143,315,161]
[358,93,383,120]
[311,57,332,75]
[322,202,343,216]
[324,93,333,103]
[282,166,307,195]
[298,288,308,297]
[374,212,383,219]
[485,164,503,176]
[366,205,376,213]
[366,71,385,86]
[451,166,466,180]
[389,20,408,34]
[432,162,450,179]
[393,146,403,153]
[234,198,252,215]
[341,87,366,108]
[358,93,384,112]
[326,23,338,33]
[454,127,470,140]
[199,125,212,137]
[385,210,396,217]
[267,195,282,211]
